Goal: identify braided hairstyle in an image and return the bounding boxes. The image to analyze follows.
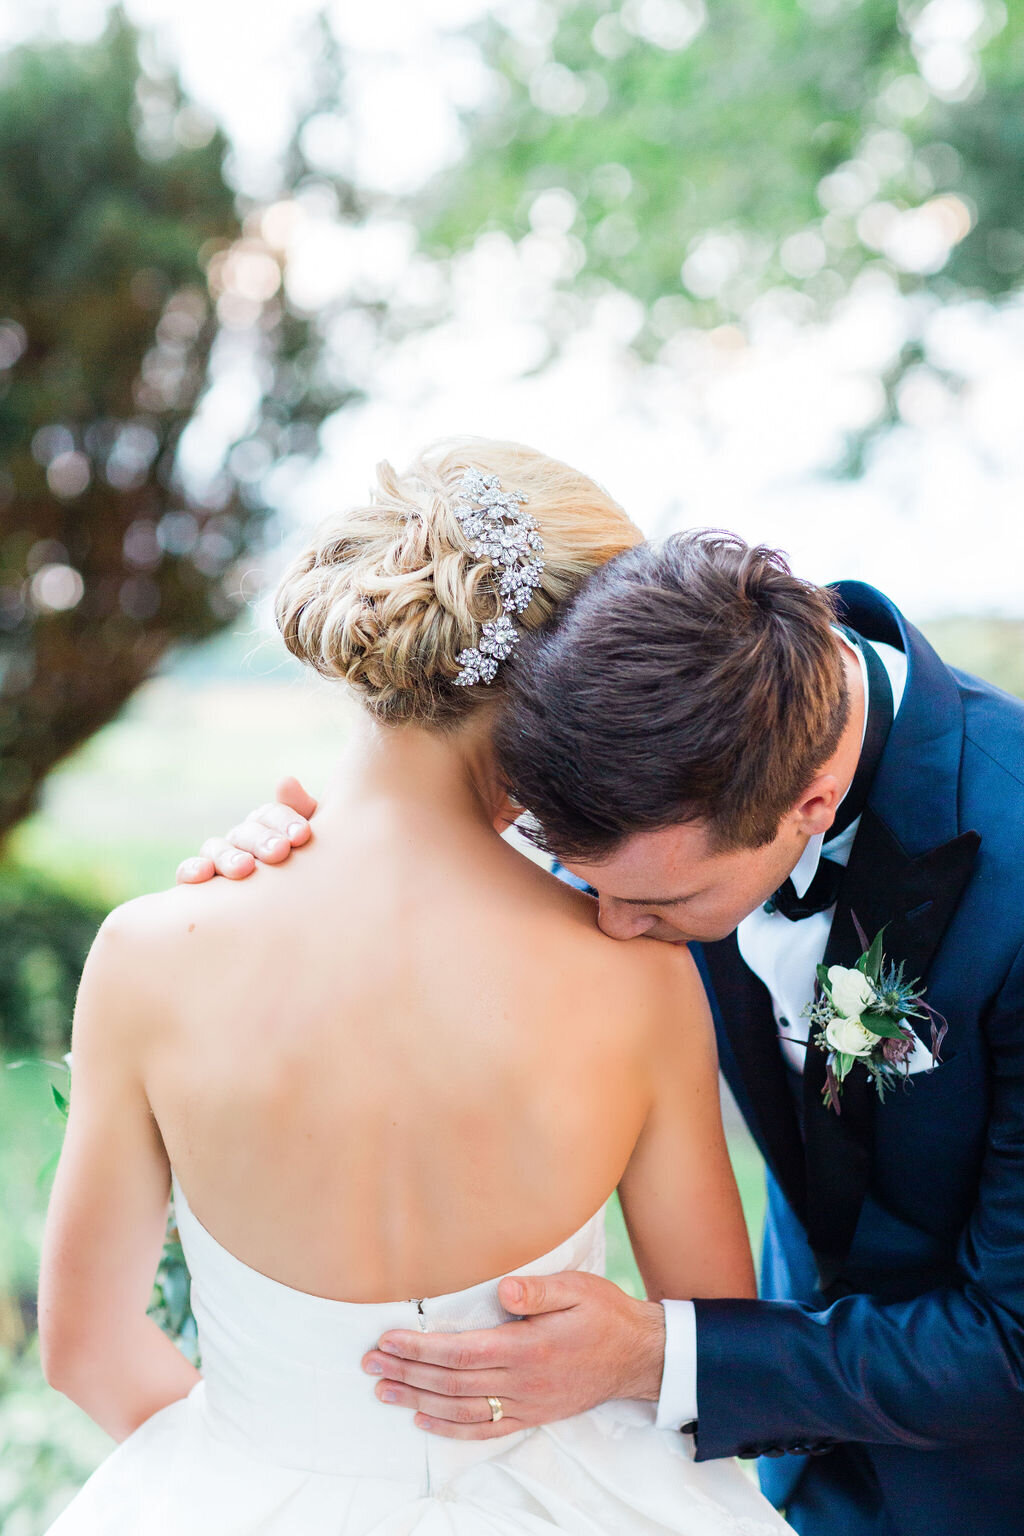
[275,438,642,728]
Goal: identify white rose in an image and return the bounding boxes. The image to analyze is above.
[826,964,876,1021]
[825,1015,877,1058]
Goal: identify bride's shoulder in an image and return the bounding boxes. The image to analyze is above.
[612,932,706,1025]
[85,880,227,998]
[67,887,208,1064]
[516,859,704,1001]
[96,878,212,942]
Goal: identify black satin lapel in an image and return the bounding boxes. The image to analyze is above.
[861,826,982,989]
[804,810,981,1289]
[702,934,807,1225]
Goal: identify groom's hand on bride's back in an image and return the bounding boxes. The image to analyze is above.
[361,1271,666,1439]
[175,776,317,884]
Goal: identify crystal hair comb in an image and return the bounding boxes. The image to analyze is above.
[452,467,545,687]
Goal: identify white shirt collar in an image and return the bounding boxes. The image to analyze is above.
[789,831,826,899]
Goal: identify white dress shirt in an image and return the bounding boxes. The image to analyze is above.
[656,634,908,1431]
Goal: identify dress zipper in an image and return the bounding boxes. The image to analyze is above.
[413,1299,430,1495]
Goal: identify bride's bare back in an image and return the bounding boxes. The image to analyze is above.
[127,726,699,1302]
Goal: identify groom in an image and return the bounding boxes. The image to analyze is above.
[185,533,1024,1536]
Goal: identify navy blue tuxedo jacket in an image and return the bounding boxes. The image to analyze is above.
[690,583,1024,1535]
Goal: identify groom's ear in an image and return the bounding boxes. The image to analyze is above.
[792,773,844,839]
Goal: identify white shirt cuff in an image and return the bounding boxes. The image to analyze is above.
[655,1299,698,1429]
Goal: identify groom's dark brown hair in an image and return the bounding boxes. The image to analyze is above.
[496,530,850,857]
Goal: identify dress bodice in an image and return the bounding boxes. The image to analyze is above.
[47,1174,791,1531]
[170,1171,607,1485]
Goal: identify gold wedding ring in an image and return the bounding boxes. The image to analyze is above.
[487,1395,504,1423]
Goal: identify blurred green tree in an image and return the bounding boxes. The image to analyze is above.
[0,869,102,1053]
[427,0,1023,464]
[0,9,366,840]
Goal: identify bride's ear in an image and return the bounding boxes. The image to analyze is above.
[492,792,522,834]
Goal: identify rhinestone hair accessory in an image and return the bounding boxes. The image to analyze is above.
[452,466,545,687]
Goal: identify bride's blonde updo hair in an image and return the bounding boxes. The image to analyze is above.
[275,438,642,727]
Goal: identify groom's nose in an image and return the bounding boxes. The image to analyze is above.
[596,896,657,941]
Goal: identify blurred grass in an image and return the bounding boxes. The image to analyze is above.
[923,618,1024,701]
[7,665,356,906]
[0,1053,112,1535]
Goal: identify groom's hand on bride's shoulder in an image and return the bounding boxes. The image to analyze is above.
[361,1271,666,1440]
[175,776,317,884]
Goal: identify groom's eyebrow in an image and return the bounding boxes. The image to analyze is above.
[616,891,693,906]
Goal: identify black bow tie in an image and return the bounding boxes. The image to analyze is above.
[765,631,895,923]
[768,854,844,921]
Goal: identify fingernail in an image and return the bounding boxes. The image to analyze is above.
[287,822,305,839]
[261,838,283,855]
[228,852,248,869]
[364,1361,383,1375]
[505,1279,524,1305]
[181,859,201,877]
[381,1389,397,1403]
[418,1418,433,1431]
[379,1343,399,1356]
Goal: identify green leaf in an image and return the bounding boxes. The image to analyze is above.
[816,962,831,991]
[835,1052,855,1079]
[862,925,888,983]
[51,1083,69,1118]
[859,1010,906,1040]
[158,1263,192,1334]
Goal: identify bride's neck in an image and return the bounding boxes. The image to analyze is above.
[318,711,512,835]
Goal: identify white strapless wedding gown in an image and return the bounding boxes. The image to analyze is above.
[47,1171,791,1535]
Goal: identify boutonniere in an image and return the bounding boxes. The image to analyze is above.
[803,916,947,1113]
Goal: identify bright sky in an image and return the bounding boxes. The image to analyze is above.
[7,0,1024,620]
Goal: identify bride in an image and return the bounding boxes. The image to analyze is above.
[38,439,791,1534]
